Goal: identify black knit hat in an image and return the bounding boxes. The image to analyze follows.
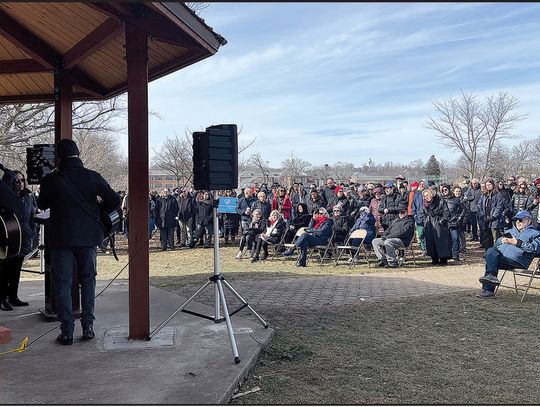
[56,139,80,159]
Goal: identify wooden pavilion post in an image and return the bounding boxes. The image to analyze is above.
[53,70,73,142]
[125,22,150,339]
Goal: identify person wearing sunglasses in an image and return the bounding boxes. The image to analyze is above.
[0,170,36,311]
[478,210,540,298]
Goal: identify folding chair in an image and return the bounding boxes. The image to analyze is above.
[309,230,336,265]
[333,229,368,268]
[495,255,540,301]
[281,227,306,263]
[266,231,287,260]
[397,238,417,268]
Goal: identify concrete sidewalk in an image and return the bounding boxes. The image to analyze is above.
[0,279,273,404]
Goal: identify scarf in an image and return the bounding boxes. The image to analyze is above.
[313,216,328,229]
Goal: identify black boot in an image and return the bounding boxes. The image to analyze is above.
[8,297,29,307]
[0,299,14,311]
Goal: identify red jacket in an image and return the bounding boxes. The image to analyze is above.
[272,195,292,219]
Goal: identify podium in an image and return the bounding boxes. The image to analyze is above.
[34,210,80,320]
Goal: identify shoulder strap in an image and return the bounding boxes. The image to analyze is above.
[56,171,103,230]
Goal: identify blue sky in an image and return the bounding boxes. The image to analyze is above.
[138,2,540,167]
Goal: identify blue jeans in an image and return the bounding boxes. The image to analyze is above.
[450,227,460,259]
[51,247,97,335]
[295,233,328,265]
[482,247,524,292]
[148,217,156,238]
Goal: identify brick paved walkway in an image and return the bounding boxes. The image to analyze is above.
[173,264,485,308]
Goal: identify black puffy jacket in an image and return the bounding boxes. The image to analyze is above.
[378,192,406,228]
[443,195,468,228]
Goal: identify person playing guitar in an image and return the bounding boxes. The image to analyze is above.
[37,139,120,346]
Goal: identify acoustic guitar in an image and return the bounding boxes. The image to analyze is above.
[0,211,22,259]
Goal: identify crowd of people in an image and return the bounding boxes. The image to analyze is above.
[120,174,540,271]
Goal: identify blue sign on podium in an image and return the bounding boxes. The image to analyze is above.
[217,197,238,214]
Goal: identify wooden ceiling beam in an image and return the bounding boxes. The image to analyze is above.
[88,2,200,50]
[0,9,58,69]
[68,69,107,97]
[0,92,93,104]
[0,59,49,74]
[63,18,124,69]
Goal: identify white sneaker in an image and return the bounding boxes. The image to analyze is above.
[235,251,242,260]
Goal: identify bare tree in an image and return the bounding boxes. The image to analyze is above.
[248,152,270,184]
[281,153,311,182]
[152,132,193,188]
[329,161,356,182]
[426,91,524,179]
[185,2,210,14]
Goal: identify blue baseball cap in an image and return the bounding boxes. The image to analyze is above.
[512,210,532,220]
[384,181,394,188]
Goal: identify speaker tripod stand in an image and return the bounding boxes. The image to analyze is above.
[148,195,268,364]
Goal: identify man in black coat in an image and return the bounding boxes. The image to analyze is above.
[371,210,415,268]
[37,139,120,346]
[155,188,180,251]
[378,182,406,231]
[176,188,195,247]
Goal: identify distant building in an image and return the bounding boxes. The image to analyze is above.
[149,168,182,192]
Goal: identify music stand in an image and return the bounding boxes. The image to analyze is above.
[148,193,268,364]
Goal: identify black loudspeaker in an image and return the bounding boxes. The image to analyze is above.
[193,124,238,190]
[26,144,55,185]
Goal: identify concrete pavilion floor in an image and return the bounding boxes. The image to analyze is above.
[0,279,273,405]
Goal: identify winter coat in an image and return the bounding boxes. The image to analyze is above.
[177,194,195,221]
[381,216,415,247]
[0,178,23,220]
[261,218,286,244]
[495,225,540,269]
[306,196,326,215]
[291,203,311,230]
[290,190,307,207]
[411,190,425,225]
[236,195,256,222]
[331,215,350,243]
[527,198,540,229]
[17,189,36,256]
[351,211,376,245]
[250,199,271,221]
[378,192,406,229]
[509,193,532,218]
[243,218,265,237]
[478,191,505,229]
[369,197,384,234]
[421,194,451,259]
[443,195,468,229]
[463,186,482,212]
[272,195,293,220]
[305,218,334,242]
[37,157,120,250]
[155,195,179,229]
[195,199,214,226]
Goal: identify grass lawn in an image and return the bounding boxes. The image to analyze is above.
[229,291,540,405]
[20,235,539,404]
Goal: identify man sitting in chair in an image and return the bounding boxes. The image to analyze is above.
[477,210,540,298]
[372,210,415,268]
[282,207,333,267]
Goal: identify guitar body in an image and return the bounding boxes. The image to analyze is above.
[0,211,22,260]
[100,208,122,237]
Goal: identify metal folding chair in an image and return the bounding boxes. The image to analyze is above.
[281,227,306,263]
[495,255,540,301]
[397,238,417,268]
[333,229,369,268]
[309,230,336,265]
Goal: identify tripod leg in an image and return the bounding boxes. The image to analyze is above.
[216,279,241,364]
[222,280,268,328]
[148,280,212,339]
[215,283,221,321]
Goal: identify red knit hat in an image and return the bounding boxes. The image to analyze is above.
[335,186,343,194]
[410,181,419,188]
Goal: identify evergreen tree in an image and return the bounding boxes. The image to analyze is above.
[424,155,441,179]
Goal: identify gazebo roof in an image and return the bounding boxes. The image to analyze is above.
[0,2,226,103]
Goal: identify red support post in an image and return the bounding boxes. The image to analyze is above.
[125,23,150,339]
[54,70,73,143]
